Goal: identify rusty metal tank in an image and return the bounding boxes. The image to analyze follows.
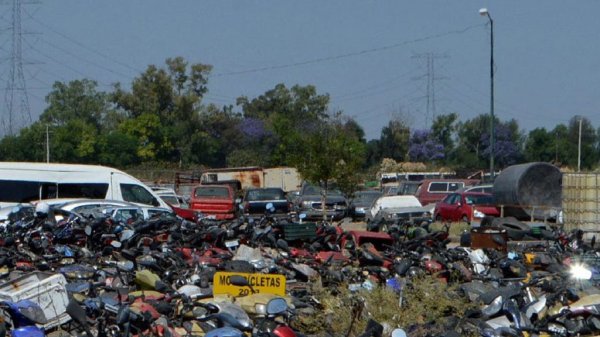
[493,162,562,220]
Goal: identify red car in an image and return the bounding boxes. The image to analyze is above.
[190,184,238,220]
[433,192,499,223]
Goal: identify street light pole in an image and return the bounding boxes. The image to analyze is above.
[480,8,495,180]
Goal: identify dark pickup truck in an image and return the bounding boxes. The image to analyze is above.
[295,182,347,220]
[242,188,290,217]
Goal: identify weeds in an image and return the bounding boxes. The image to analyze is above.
[431,221,470,240]
[297,275,475,337]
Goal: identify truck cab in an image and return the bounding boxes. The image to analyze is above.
[190,184,238,220]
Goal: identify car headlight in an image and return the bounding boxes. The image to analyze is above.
[335,204,346,210]
[473,210,485,218]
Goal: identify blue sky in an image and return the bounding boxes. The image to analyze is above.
[2,1,599,139]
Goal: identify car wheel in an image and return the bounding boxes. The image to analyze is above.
[461,215,469,224]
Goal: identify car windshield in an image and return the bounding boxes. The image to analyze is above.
[465,195,494,205]
[355,192,382,204]
[246,189,285,201]
[304,184,342,196]
[160,195,180,205]
[194,187,229,198]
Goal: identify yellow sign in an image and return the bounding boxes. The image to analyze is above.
[213,272,286,297]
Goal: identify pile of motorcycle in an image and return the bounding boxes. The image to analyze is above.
[0,203,600,337]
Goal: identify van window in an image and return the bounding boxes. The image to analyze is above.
[448,183,464,191]
[120,183,159,206]
[58,183,109,199]
[40,183,109,199]
[428,182,448,192]
[0,180,45,202]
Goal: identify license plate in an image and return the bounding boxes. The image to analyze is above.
[225,240,239,248]
[206,215,216,220]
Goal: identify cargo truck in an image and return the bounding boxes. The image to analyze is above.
[175,166,302,195]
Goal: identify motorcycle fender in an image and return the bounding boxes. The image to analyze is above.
[273,325,296,337]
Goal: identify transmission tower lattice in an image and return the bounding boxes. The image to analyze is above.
[412,52,448,126]
[3,0,32,136]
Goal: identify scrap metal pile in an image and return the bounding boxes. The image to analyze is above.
[0,201,599,337]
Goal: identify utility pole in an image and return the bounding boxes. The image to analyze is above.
[480,8,495,180]
[578,116,582,172]
[45,124,49,163]
[2,0,36,136]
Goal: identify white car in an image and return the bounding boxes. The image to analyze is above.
[152,187,188,208]
[57,199,173,220]
[366,195,431,222]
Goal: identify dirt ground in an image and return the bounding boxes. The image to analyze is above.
[338,218,367,231]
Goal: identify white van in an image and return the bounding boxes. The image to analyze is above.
[0,162,170,209]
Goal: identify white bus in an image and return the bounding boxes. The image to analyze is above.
[0,162,170,209]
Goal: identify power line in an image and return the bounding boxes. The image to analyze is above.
[24,38,113,86]
[29,15,144,74]
[212,23,485,77]
[332,67,421,102]
[40,39,133,79]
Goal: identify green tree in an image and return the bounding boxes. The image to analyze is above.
[112,57,213,164]
[118,113,170,161]
[365,139,382,168]
[237,84,330,166]
[97,131,140,167]
[431,113,458,158]
[290,116,366,220]
[0,123,46,162]
[379,119,410,162]
[550,124,570,166]
[524,127,555,163]
[453,115,489,169]
[40,79,112,129]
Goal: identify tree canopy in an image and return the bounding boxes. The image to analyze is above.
[1,56,599,177]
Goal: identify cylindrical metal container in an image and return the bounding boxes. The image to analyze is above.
[493,162,562,220]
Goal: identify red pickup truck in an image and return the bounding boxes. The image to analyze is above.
[190,184,238,220]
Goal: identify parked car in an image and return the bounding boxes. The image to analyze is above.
[414,179,480,207]
[295,182,347,220]
[433,192,499,224]
[102,206,175,222]
[348,190,382,220]
[57,199,176,220]
[190,184,238,220]
[366,195,431,224]
[242,188,290,217]
[383,181,422,196]
[151,187,188,208]
[399,181,422,195]
[457,184,494,194]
